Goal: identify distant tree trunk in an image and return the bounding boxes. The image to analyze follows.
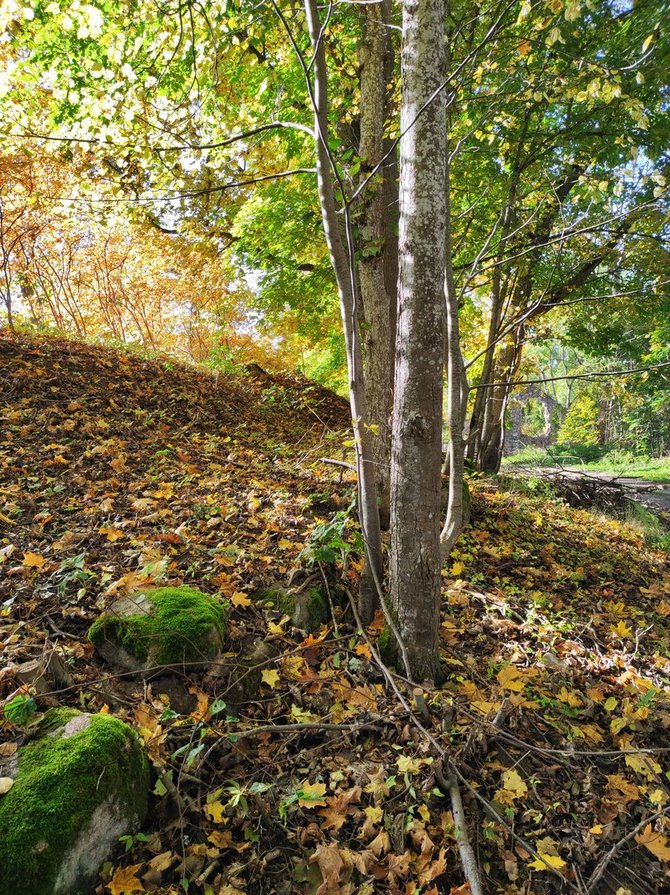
[440,157,468,560]
[477,334,524,473]
[358,0,397,531]
[303,0,384,623]
[389,0,446,681]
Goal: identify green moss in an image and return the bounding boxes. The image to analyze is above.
[88,586,227,667]
[295,587,328,632]
[0,709,149,895]
[377,626,397,667]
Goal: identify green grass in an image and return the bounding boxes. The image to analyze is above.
[505,446,670,484]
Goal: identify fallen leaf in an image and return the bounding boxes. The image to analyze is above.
[298,782,327,807]
[635,824,670,862]
[231,591,252,607]
[261,669,280,689]
[310,842,344,894]
[107,863,145,895]
[497,665,526,692]
[22,552,46,569]
[528,853,566,871]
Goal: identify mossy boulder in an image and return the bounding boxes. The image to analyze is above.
[0,708,150,895]
[254,585,328,632]
[88,586,227,673]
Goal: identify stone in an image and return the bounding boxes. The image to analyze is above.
[0,708,150,895]
[88,586,227,674]
[254,585,328,633]
[14,651,73,696]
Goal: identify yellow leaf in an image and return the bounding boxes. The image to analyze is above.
[204,800,226,823]
[497,665,526,692]
[107,863,145,895]
[99,526,124,542]
[625,752,661,781]
[557,687,582,708]
[261,669,280,689]
[231,591,251,607]
[278,538,293,549]
[397,755,423,775]
[298,782,327,807]
[612,620,632,638]
[529,853,566,871]
[502,768,528,798]
[635,824,670,862]
[268,620,286,635]
[22,552,46,569]
[450,561,465,577]
[589,824,604,835]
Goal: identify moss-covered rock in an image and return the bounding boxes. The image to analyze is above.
[88,586,227,673]
[0,708,150,895]
[253,585,328,632]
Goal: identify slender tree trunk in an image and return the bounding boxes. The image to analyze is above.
[440,157,468,560]
[389,0,447,681]
[358,0,396,530]
[478,334,524,473]
[303,0,384,623]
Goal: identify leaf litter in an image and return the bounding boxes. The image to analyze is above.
[1,331,669,895]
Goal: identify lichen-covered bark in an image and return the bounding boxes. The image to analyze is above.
[389,0,446,681]
[358,0,397,530]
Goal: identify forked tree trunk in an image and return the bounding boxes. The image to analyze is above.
[303,0,384,623]
[389,0,447,681]
[359,0,397,531]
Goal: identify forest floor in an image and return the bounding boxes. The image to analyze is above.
[1,330,670,895]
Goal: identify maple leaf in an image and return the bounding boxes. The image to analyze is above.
[204,800,226,823]
[528,853,566,871]
[635,824,670,861]
[231,590,252,607]
[99,526,124,542]
[107,863,145,895]
[611,620,632,638]
[297,781,327,807]
[497,665,526,692]
[22,552,46,568]
[496,768,528,804]
[261,669,280,689]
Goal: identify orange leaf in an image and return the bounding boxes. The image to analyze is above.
[107,863,145,895]
[22,552,46,569]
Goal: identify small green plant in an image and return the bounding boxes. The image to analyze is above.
[3,694,37,726]
[300,503,358,567]
[118,832,149,852]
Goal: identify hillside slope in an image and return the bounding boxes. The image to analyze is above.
[1,331,669,895]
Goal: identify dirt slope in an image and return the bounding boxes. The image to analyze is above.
[1,331,670,895]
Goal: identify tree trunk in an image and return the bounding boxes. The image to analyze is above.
[440,156,468,560]
[478,334,524,473]
[303,0,384,624]
[389,0,446,681]
[358,0,397,531]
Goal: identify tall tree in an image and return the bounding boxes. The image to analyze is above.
[389,0,447,680]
